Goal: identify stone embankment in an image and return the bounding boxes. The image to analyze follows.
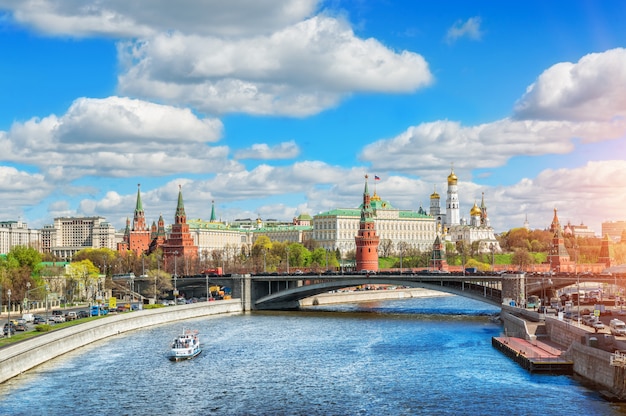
[0,300,242,384]
[299,288,451,306]
[501,306,626,400]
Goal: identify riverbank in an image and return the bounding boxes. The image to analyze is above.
[299,287,451,307]
[500,306,626,400]
[0,299,242,384]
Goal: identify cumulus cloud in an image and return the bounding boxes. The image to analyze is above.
[514,48,626,122]
[361,48,626,181]
[234,141,300,160]
[0,96,242,181]
[118,16,433,116]
[0,166,52,204]
[359,117,626,181]
[0,0,318,38]
[445,17,483,44]
[489,160,626,233]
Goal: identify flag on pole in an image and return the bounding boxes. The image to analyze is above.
[374,176,380,181]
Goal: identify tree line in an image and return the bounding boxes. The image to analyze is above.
[2,227,624,309]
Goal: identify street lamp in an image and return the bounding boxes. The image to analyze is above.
[7,289,11,338]
[286,246,290,275]
[154,256,159,305]
[325,249,329,271]
[45,284,49,322]
[26,282,31,314]
[340,249,344,275]
[263,249,266,273]
[173,251,179,298]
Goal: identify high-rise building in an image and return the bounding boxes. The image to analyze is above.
[602,221,626,242]
[0,220,40,254]
[41,217,116,260]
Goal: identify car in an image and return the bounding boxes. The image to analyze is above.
[65,311,78,321]
[15,322,27,331]
[294,269,303,275]
[3,323,16,336]
[33,316,46,324]
[78,310,90,318]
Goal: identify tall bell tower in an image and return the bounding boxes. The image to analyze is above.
[446,165,460,227]
[355,175,380,272]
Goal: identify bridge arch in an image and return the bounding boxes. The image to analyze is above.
[254,277,502,310]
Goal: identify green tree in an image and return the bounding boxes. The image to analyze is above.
[73,248,118,275]
[7,246,42,272]
[511,248,534,270]
[67,260,101,302]
[288,243,312,268]
[146,268,173,300]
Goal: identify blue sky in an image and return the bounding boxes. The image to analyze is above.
[0,0,625,235]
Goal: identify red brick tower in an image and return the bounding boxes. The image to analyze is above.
[355,175,380,272]
[117,184,152,255]
[430,234,449,271]
[148,214,167,254]
[598,234,612,268]
[547,208,571,272]
[162,185,198,274]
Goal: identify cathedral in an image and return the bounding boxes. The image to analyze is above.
[429,167,501,254]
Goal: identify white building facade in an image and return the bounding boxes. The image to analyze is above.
[313,193,437,255]
[0,220,41,254]
[41,217,117,260]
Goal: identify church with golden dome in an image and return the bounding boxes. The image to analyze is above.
[429,167,501,254]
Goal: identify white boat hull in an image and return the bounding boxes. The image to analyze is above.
[168,329,202,362]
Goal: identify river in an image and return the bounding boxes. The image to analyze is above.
[0,296,624,415]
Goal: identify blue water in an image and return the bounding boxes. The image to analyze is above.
[0,296,623,415]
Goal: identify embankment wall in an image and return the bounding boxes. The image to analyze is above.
[299,288,450,306]
[0,300,242,384]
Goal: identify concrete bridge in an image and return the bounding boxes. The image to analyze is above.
[131,271,623,311]
[165,272,506,310]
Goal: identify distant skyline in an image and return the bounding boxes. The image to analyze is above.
[0,1,625,235]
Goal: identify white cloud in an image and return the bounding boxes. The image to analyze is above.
[445,17,483,44]
[234,141,300,160]
[118,16,433,116]
[359,117,626,181]
[514,48,626,122]
[488,160,626,233]
[0,166,52,206]
[0,96,240,181]
[0,0,318,38]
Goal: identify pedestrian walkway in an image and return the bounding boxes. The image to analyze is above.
[492,336,573,374]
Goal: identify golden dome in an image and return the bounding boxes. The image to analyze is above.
[447,169,458,185]
[371,192,381,201]
[430,185,440,199]
[470,202,481,216]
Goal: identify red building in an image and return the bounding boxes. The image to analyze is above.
[355,175,380,272]
[547,208,574,272]
[160,185,198,275]
[117,184,151,256]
